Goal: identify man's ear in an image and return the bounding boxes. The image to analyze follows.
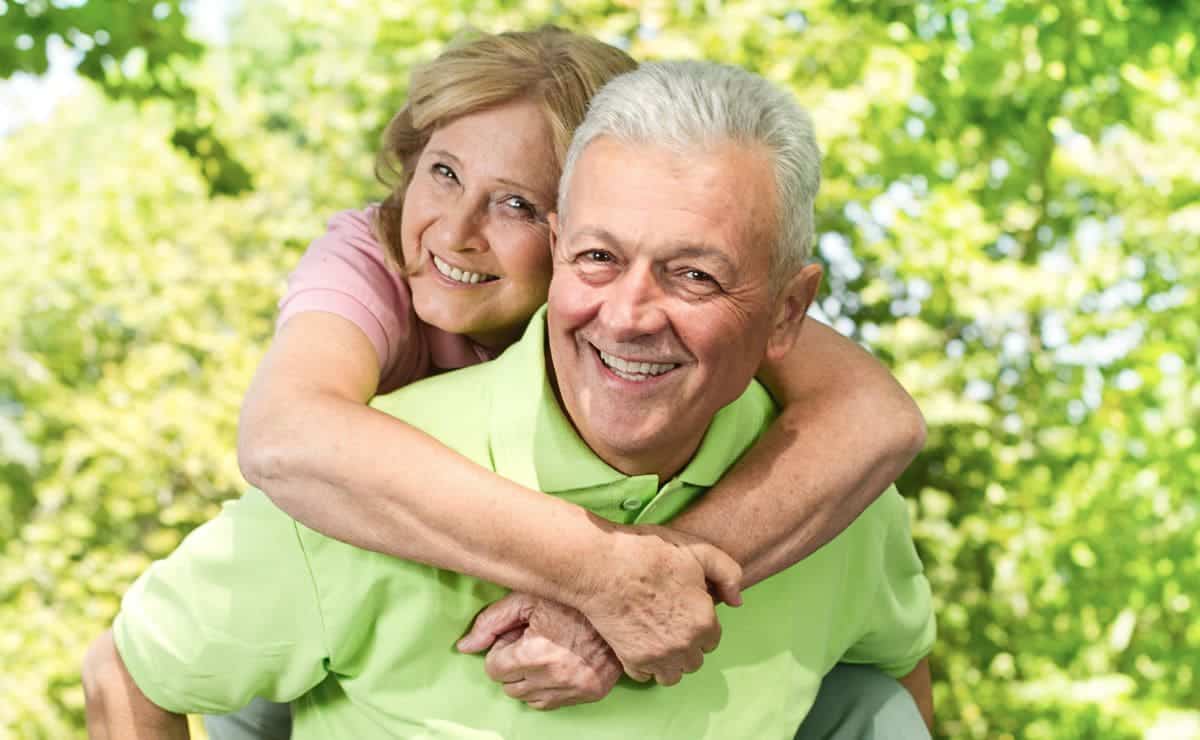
[765,263,823,362]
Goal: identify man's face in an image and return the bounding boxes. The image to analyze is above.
[547,136,807,478]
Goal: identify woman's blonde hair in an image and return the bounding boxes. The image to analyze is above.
[373,26,637,267]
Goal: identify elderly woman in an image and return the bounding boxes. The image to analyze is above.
[186,25,924,739]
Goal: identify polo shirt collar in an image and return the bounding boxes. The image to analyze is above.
[489,306,769,495]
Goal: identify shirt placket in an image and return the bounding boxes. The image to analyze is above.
[606,476,660,524]
[633,479,702,525]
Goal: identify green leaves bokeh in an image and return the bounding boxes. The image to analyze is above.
[2,1,1198,737]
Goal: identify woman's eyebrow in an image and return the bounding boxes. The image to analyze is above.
[426,148,553,202]
[424,148,462,167]
[495,177,555,202]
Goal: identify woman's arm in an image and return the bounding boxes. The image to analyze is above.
[83,631,189,739]
[239,311,741,683]
[241,312,623,601]
[898,657,934,731]
[667,317,926,587]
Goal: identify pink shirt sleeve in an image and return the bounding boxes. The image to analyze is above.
[276,208,428,392]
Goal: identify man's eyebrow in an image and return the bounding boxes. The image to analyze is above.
[570,226,624,249]
[669,245,738,274]
[567,231,738,272]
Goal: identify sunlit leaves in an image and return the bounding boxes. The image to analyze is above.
[2,0,1198,736]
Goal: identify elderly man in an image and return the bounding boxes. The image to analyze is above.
[84,61,934,739]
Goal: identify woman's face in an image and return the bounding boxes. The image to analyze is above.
[401,99,560,349]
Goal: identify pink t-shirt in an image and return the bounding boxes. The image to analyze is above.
[276,207,498,394]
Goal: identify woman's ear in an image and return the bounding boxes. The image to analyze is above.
[765,263,824,362]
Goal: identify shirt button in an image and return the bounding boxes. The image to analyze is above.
[621,497,642,511]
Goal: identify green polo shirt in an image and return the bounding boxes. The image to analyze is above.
[113,307,934,740]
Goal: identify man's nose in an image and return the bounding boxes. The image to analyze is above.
[429,198,487,254]
[601,264,669,340]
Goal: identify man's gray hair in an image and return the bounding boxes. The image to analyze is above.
[558,60,822,284]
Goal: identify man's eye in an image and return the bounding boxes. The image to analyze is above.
[585,249,614,263]
[432,163,458,182]
[678,268,722,295]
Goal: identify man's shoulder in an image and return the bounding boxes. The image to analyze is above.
[728,379,777,428]
[708,379,778,452]
[372,356,497,414]
[794,485,913,576]
[830,486,926,607]
[369,358,501,465]
[840,486,910,547]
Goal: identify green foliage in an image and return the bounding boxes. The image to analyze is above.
[0,0,252,195]
[0,0,198,89]
[3,1,1198,737]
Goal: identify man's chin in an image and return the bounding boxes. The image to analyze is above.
[591,424,674,461]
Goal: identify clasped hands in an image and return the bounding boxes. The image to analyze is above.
[456,525,743,710]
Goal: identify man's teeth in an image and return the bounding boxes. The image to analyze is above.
[433,255,498,284]
[598,350,677,380]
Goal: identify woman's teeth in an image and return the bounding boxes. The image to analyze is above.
[433,255,498,284]
[598,350,677,381]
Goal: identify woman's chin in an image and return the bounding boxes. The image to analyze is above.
[411,286,537,348]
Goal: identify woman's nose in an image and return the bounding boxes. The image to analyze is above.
[429,199,488,254]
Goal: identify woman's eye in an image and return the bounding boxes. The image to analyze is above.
[432,163,458,182]
[503,196,537,218]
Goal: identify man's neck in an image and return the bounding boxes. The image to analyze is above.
[589,445,693,485]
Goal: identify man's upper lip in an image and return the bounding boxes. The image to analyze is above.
[590,343,682,365]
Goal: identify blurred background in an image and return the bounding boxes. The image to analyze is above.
[1,1,1197,737]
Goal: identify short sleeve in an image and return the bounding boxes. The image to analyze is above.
[276,208,427,391]
[112,490,330,715]
[841,493,937,678]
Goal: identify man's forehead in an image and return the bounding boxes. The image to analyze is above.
[573,135,706,177]
[563,136,777,259]
[572,135,774,199]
